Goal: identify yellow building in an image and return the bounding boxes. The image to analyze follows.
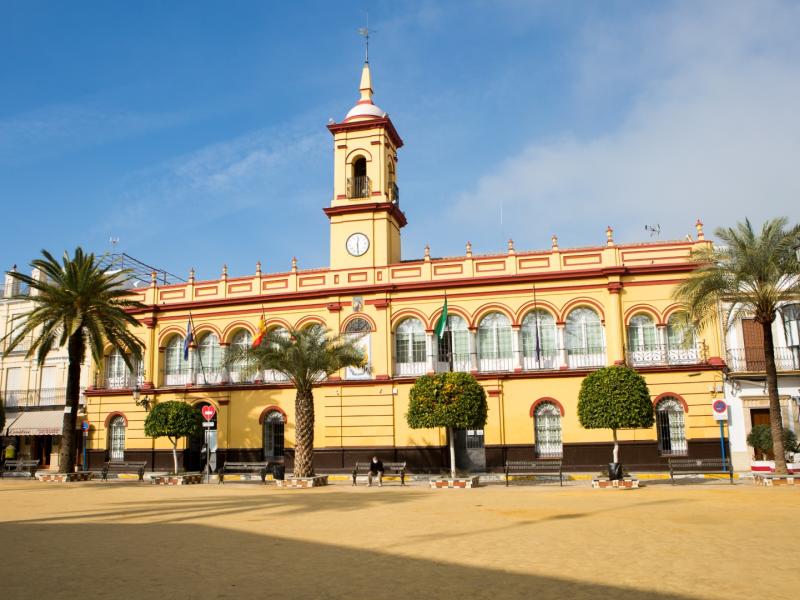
[84,62,727,473]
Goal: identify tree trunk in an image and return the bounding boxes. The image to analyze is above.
[58,329,84,474]
[170,437,179,474]
[612,428,619,464]
[294,389,315,477]
[448,427,456,479]
[761,320,788,475]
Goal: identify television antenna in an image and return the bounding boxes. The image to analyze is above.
[644,224,661,238]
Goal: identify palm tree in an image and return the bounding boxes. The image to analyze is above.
[674,218,800,475]
[2,249,144,473]
[226,324,365,477]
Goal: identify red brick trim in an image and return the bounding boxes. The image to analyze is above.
[258,405,287,425]
[653,392,689,413]
[529,397,565,417]
[104,411,128,427]
[323,202,408,228]
[623,304,661,325]
[328,117,404,149]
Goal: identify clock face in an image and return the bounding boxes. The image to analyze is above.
[346,233,369,257]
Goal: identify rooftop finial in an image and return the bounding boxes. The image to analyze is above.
[357,12,374,64]
[606,226,614,246]
[551,234,559,251]
[256,260,262,276]
[696,219,705,240]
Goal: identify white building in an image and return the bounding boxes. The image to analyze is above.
[723,301,800,471]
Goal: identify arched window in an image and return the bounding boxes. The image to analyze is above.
[164,335,189,386]
[345,318,371,380]
[565,308,605,368]
[666,312,699,364]
[534,402,562,458]
[263,411,285,460]
[655,397,687,456]
[395,318,426,376]
[229,329,252,383]
[627,314,663,366]
[104,349,143,389]
[478,312,512,371]
[437,315,470,372]
[521,310,557,370]
[350,156,369,198]
[197,333,223,384]
[108,416,126,461]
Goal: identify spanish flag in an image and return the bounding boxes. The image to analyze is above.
[252,315,267,347]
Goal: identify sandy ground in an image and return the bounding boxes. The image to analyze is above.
[0,478,796,600]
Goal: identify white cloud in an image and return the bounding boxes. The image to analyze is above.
[451,0,800,247]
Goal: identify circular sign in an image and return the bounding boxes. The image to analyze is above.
[201,405,216,422]
[81,421,90,431]
[712,400,727,414]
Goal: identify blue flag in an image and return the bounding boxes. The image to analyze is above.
[183,319,193,361]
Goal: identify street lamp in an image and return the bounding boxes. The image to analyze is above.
[132,385,152,412]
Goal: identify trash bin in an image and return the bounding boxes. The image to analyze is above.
[272,464,285,481]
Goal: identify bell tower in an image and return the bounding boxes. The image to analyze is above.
[325,61,406,270]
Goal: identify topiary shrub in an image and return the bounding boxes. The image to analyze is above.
[144,401,203,474]
[747,424,798,461]
[577,365,654,469]
[407,372,488,478]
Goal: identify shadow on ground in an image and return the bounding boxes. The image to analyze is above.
[0,520,703,600]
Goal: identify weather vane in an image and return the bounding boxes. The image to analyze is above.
[358,12,375,63]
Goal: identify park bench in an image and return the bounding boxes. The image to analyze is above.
[504,459,564,486]
[102,460,147,481]
[219,461,278,484]
[1,459,40,478]
[668,457,734,484]
[352,461,407,486]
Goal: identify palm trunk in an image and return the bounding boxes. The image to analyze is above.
[448,427,456,479]
[612,428,619,464]
[294,388,315,477]
[762,320,787,475]
[58,329,83,473]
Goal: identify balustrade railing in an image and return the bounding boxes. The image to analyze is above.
[566,347,606,369]
[347,176,371,199]
[2,388,85,408]
[726,346,800,372]
[625,343,705,367]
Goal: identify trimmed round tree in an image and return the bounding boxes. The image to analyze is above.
[747,424,798,461]
[406,372,488,478]
[577,365,654,469]
[144,401,203,474]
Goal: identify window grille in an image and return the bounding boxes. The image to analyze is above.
[109,416,126,460]
[534,403,562,458]
[656,397,687,456]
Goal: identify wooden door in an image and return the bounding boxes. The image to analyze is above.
[750,409,772,459]
[742,319,766,371]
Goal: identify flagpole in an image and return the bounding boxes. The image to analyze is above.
[188,311,209,386]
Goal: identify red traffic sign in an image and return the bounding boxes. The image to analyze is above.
[712,400,727,414]
[201,405,216,422]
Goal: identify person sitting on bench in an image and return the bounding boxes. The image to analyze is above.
[368,456,384,487]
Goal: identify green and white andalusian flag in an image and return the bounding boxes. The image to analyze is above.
[433,296,448,338]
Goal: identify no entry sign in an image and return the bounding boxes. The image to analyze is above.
[712,399,728,421]
[201,405,216,422]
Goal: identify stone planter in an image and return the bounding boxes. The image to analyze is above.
[275,475,328,489]
[39,472,94,483]
[754,474,799,487]
[592,477,639,489]
[152,473,203,486]
[430,476,480,489]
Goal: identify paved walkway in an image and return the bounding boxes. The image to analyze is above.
[0,479,795,599]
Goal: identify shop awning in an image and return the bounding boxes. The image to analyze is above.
[1,413,21,436]
[8,411,66,436]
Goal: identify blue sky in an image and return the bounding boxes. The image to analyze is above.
[1,1,799,280]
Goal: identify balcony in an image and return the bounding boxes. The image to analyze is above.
[567,348,606,369]
[726,346,800,372]
[96,366,144,389]
[157,366,290,387]
[389,182,400,204]
[396,361,426,377]
[347,176,371,199]
[522,350,560,371]
[2,388,85,408]
[435,352,472,374]
[478,352,514,373]
[626,343,706,368]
